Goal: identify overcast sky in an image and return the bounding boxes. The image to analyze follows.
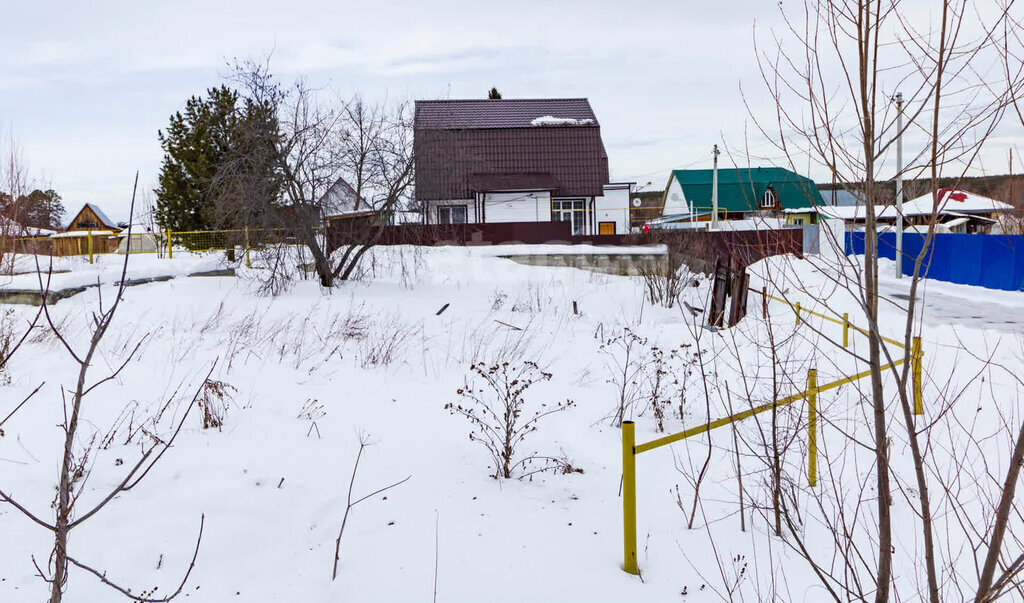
[2,0,1021,221]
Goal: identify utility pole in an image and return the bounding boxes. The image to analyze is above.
[711,144,720,231]
[894,91,904,279]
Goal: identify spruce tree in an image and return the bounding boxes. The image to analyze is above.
[154,86,240,232]
[488,87,502,99]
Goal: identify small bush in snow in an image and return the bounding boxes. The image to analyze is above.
[510,282,550,313]
[640,261,692,309]
[358,317,418,368]
[599,327,649,427]
[445,361,574,479]
[199,378,235,430]
[489,289,508,311]
[0,309,13,385]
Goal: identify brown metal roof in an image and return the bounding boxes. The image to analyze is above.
[414,99,609,201]
[415,98,599,129]
[467,172,561,192]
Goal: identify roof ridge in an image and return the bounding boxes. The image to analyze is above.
[416,98,591,103]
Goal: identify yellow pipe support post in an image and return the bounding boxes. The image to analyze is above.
[912,336,923,415]
[244,227,251,268]
[87,230,94,264]
[622,421,638,575]
[795,302,801,326]
[842,313,850,348]
[807,369,818,487]
[166,229,173,259]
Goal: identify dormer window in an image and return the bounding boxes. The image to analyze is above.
[761,186,778,209]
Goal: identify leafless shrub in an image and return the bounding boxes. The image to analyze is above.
[645,345,692,433]
[358,316,417,368]
[599,327,649,427]
[252,244,297,297]
[99,400,141,450]
[198,379,235,430]
[510,281,550,313]
[0,309,13,385]
[640,261,692,309]
[489,289,508,311]
[445,361,574,479]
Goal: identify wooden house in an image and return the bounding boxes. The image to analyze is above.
[51,203,122,256]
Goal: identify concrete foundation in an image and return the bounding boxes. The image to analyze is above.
[499,252,669,276]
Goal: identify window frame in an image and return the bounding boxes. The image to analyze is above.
[437,204,468,225]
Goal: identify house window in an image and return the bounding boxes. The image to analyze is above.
[553,200,587,235]
[792,218,804,225]
[437,205,467,224]
[77,220,99,229]
[761,187,778,209]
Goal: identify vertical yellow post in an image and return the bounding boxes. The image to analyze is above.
[622,421,638,575]
[166,229,172,259]
[842,313,850,348]
[795,302,801,326]
[912,336,923,415]
[807,369,818,488]
[87,230,94,264]
[244,227,251,268]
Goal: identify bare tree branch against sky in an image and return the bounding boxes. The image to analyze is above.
[1,0,1021,220]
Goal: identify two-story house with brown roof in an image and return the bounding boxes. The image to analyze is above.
[414,98,631,236]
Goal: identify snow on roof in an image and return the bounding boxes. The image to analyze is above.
[786,190,1013,221]
[877,189,1014,218]
[51,230,116,238]
[530,115,595,127]
[84,203,119,229]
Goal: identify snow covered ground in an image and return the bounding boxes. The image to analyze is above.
[1,245,1022,601]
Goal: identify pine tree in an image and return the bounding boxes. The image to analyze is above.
[155,86,238,231]
[155,86,280,232]
[488,87,502,99]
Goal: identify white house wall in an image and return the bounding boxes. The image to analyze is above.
[594,184,631,234]
[483,191,551,223]
[663,177,690,215]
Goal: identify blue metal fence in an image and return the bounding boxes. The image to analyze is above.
[846,231,1024,291]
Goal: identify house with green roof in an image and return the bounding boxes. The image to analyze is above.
[661,167,825,221]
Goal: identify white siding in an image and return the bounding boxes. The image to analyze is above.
[483,191,551,223]
[594,184,632,234]
[663,177,690,215]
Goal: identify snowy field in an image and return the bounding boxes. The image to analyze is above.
[2,245,1023,601]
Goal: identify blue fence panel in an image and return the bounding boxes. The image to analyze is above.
[845,231,1024,291]
[947,235,984,286]
[980,236,1018,291]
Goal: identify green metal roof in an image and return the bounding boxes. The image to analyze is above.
[668,167,824,212]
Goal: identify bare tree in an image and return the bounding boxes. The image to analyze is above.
[0,176,208,602]
[228,58,415,290]
[339,95,386,211]
[749,1,1021,601]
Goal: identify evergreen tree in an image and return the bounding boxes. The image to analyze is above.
[19,189,65,229]
[488,87,502,99]
[155,86,281,232]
